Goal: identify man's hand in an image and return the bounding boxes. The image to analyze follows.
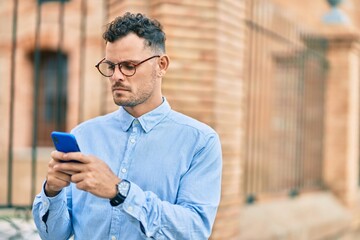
[44,151,74,197]
[50,151,120,199]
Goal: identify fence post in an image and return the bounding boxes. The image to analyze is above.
[322,26,360,208]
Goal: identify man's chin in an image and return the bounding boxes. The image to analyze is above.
[114,98,136,107]
[113,95,127,106]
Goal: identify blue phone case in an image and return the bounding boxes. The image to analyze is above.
[51,131,81,153]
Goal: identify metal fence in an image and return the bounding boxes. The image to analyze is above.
[2,0,112,209]
[243,0,328,203]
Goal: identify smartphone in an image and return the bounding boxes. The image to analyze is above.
[51,131,81,163]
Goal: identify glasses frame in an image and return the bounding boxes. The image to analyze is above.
[95,55,160,77]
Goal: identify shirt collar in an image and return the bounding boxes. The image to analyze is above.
[117,97,171,133]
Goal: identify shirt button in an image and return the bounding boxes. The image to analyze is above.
[130,138,136,143]
[128,206,133,212]
[111,236,116,240]
[121,168,127,173]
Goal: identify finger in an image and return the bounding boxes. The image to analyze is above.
[49,177,71,187]
[51,164,77,176]
[71,171,120,198]
[54,162,84,174]
[54,174,72,183]
[51,150,66,162]
[75,181,87,192]
[48,167,72,182]
[62,152,90,164]
[50,159,77,175]
[46,173,71,191]
[74,178,93,192]
[48,158,57,168]
[57,169,77,175]
[70,172,87,183]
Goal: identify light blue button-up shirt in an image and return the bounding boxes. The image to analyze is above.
[32,98,222,240]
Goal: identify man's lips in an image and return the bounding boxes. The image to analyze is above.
[112,87,130,92]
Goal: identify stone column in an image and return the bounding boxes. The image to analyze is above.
[150,0,246,239]
[323,26,360,208]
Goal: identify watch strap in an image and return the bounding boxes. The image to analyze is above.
[110,192,126,206]
[109,180,130,206]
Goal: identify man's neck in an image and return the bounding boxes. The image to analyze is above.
[124,96,163,118]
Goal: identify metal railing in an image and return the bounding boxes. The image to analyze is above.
[244,0,328,203]
[2,0,110,209]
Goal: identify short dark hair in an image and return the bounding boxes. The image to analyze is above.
[103,12,166,53]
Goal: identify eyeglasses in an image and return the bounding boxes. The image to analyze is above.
[95,55,160,77]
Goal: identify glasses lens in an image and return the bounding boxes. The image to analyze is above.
[120,62,136,76]
[98,62,114,77]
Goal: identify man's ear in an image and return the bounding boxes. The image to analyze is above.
[158,55,170,77]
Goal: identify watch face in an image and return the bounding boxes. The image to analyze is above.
[118,180,130,197]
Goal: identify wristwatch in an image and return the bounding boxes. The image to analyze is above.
[110,180,130,206]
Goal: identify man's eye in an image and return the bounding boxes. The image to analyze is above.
[122,63,136,70]
[107,64,115,70]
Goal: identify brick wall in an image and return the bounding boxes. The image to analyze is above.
[145,1,246,238]
[212,1,246,239]
[107,0,247,238]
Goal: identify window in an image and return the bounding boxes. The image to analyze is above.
[32,50,68,146]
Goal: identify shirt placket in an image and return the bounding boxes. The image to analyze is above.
[110,119,140,239]
[118,119,139,179]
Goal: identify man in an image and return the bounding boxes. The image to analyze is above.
[33,12,222,240]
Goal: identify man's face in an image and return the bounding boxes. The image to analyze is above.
[105,33,161,109]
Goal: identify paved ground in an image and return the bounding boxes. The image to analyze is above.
[1,208,360,240]
[0,217,40,240]
[0,209,40,240]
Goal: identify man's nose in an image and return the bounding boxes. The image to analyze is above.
[111,65,125,81]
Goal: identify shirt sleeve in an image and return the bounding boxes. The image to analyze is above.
[119,133,222,239]
[32,181,73,240]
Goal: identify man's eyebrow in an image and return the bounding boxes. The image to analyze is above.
[103,59,115,64]
[120,59,141,63]
[104,59,138,64]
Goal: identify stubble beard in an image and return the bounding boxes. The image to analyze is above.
[113,69,158,107]
[113,92,147,107]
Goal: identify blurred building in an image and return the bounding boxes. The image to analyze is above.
[1,0,360,239]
